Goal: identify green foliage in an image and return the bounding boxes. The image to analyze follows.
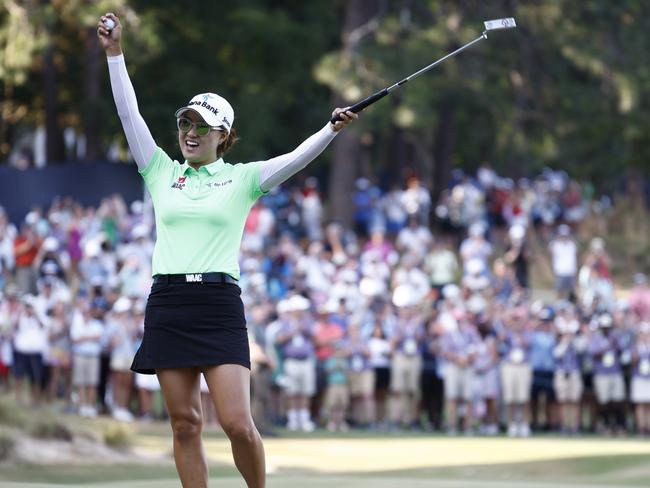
[1,0,649,192]
[317,0,650,189]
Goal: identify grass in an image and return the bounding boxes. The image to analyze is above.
[2,431,650,487]
[2,397,650,487]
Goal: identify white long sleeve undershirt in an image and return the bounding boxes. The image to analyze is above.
[106,54,338,190]
[107,54,156,171]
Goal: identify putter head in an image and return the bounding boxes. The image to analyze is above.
[484,17,517,32]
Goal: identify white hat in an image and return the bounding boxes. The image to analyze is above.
[112,296,132,313]
[317,299,338,314]
[131,224,149,240]
[43,237,59,252]
[558,224,571,236]
[175,93,234,133]
[285,295,311,312]
[442,284,461,300]
[276,299,290,315]
[392,285,417,308]
[508,224,525,242]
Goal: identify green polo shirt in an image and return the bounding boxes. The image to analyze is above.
[140,147,266,279]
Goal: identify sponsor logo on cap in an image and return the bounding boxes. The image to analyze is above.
[188,97,220,118]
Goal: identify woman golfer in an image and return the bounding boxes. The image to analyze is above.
[98,13,356,488]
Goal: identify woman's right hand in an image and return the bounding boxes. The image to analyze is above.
[97,13,123,56]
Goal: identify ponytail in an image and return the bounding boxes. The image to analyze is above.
[217,128,239,158]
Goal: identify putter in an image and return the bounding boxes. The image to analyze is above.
[331,17,517,123]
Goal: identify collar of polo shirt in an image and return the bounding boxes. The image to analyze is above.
[180,157,226,175]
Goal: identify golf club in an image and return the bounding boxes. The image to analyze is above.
[331,17,517,123]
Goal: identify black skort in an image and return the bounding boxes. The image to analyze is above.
[131,282,250,374]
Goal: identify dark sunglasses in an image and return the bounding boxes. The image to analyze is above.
[176,117,222,137]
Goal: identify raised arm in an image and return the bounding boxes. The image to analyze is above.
[258,108,357,192]
[98,13,156,171]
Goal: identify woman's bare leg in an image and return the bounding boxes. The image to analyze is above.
[157,367,207,488]
[203,364,265,488]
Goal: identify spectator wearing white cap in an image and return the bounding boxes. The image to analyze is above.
[274,295,316,432]
[530,307,558,432]
[105,296,137,421]
[631,323,650,435]
[12,294,49,405]
[499,307,534,437]
[346,321,374,428]
[459,223,492,276]
[589,313,627,434]
[440,310,480,435]
[548,224,578,301]
[553,313,583,434]
[34,237,68,286]
[388,292,425,429]
[70,299,104,417]
[45,299,72,405]
[474,317,500,436]
[78,240,110,293]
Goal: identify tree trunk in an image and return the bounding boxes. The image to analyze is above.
[431,100,456,202]
[82,27,102,162]
[327,0,382,227]
[43,44,65,163]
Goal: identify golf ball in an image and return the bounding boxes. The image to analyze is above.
[104,18,115,31]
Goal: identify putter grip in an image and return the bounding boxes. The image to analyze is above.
[330,88,389,123]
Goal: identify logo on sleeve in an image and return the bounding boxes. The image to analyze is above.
[171,176,187,190]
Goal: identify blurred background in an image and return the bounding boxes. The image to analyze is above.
[1,1,650,487]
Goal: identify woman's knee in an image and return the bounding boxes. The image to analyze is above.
[221,416,257,443]
[170,410,203,442]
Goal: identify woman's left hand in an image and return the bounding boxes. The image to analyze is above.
[330,107,359,132]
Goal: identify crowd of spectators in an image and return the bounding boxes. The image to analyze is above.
[1,164,649,438]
